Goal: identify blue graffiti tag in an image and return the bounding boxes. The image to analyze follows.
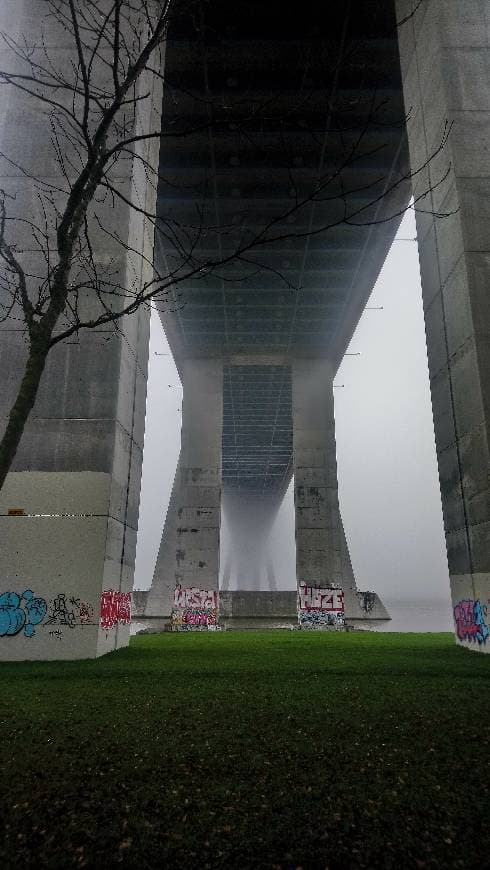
[453,599,490,645]
[0,590,47,638]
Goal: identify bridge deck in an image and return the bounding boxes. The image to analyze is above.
[155,0,410,498]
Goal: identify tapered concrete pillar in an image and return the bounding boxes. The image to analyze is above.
[292,359,346,627]
[146,359,223,626]
[0,1,162,659]
[340,516,356,593]
[397,0,490,651]
[292,360,341,583]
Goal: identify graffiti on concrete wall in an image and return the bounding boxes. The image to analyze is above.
[172,585,219,631]
[45,594,94,628]
[0,590,47,638]
[299,610,345,629]
[299,583,345,613]
[100,590,132,630]
[453,599,489,645]
[298,582,345,630]
[174,585,218,610]
[359,591,376,614]
[0,587,131,639]
[172,608,218,630]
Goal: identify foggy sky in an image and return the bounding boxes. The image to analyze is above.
[134,207,451,604]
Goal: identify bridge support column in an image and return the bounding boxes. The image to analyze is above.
[292,360,343,616]
[146,360,223,625]
[397,0,490,650]
[0,1,162,660]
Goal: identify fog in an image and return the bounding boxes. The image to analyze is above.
[134,207,450,605]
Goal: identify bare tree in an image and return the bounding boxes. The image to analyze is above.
[0,0,449,491]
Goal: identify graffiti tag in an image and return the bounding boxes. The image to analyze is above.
[172,607,218,630]
[100,590,132,630]
[453,599,489,645]
[298,583,344,612]
[173,585,218,610]
[359,591,376,614]
[0,588,101,640]
[299,610,345,629]
[72,598,94,625]
[172,585,219,631]
[0,590,47,638]
[45,594,94,628]
[298,583,345,630]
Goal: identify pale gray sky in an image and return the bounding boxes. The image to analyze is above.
[134,206,451,604]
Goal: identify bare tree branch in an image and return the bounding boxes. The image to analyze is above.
[0,0,453,491]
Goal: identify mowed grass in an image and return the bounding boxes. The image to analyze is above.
[1,632,490,869]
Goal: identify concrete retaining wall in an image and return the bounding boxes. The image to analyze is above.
[133,588,390,627]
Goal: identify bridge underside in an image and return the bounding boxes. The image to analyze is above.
[145,0,410,610]
[155,0,410,513]
[1,0,489,657]
[142,1,410,614]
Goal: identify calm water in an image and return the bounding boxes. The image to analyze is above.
[131,597,454,635]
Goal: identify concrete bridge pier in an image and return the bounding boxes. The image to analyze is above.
[397,0,490,650]
[0,1,162,660]
[292,360,343,603]
[291,360,375,625]
[145,359,223,622]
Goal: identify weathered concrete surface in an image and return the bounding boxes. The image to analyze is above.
[145,360,223,617]
[0,1,162,660]
[292,360,343,588]
[397,0,490,652]
[220,590,296,619]
[134,588,390,628]
[348,592,391,625]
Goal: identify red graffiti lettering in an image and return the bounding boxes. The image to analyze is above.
[174,585,218,611]
[100,590,132,630]
[299,583,344,612]
[78,601,94,625]
[181,608,217,626]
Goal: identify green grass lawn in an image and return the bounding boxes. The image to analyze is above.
[1,631,489,869]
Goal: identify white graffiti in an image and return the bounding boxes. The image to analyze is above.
[298,583,344,612]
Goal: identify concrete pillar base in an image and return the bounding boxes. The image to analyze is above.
[0,472,133,660]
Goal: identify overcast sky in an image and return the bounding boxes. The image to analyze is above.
[134,206,451,604]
